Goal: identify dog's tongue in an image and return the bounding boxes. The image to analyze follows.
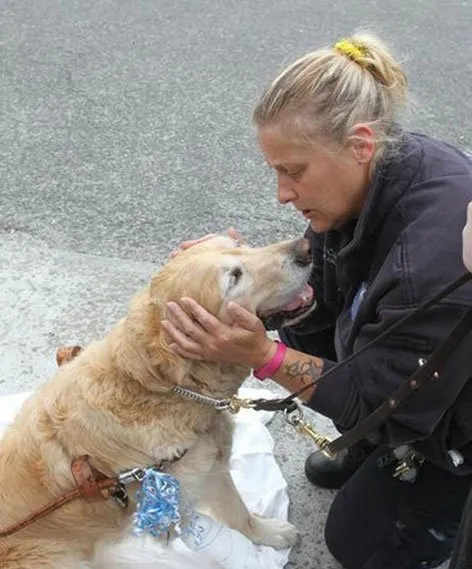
[282,283,314,312]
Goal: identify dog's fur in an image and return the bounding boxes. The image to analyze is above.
[0,236,312,569]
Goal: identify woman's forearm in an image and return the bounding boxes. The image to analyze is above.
[269,347,324,402]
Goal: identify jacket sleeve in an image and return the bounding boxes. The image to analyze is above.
[307,299,472,443]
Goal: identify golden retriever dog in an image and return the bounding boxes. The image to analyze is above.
[0,235,315,569]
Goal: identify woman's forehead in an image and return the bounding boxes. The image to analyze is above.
[258,127,313,165]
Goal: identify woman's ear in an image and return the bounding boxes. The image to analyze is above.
[348,123,376,164]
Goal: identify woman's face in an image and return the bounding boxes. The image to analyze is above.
[257,124,374,233]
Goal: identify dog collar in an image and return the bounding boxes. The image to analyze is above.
[171,386,257,414]
[171,386,233,410]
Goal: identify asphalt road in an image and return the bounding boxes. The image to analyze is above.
[1,0,471,567]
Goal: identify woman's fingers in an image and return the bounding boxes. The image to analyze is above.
[227,302,262,331]
[170,229,245,259]
[169,233,218,258]
[167,342,203,360]
[163,298,273,367]
[227,227,246,245]
[181,233,218,250]
[179,298,223,334]
[164,302,209,340]
[161,318,204,357]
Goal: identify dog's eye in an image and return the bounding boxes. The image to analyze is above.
[229,267,243,286]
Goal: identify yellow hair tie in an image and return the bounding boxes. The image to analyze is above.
[334,39,367,65]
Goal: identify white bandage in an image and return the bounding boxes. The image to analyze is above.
[181,512,261,569]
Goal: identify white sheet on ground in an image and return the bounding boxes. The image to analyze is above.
[0,387,292,569]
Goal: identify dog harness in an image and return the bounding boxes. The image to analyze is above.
[0,453,186,539]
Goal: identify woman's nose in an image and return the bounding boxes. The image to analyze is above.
[277,176,297,205]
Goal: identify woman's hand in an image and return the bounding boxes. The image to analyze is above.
[161,298,277,370]
[170,227,244,258]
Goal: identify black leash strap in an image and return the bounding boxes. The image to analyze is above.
[327,304,472,455]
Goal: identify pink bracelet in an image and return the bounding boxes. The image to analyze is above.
[253,341,287,380]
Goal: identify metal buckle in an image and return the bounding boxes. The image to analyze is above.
[393,445,425,483]
[118,467,146,485]
[284,401,335,459]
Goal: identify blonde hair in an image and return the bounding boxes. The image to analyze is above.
[253,32,408,156]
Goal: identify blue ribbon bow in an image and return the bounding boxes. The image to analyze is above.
[132,469,184,537]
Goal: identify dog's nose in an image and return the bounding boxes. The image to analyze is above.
[292,238,312,267]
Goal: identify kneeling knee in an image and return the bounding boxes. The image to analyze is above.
[324,496,350,563]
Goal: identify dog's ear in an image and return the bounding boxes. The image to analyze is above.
[140,299,192,388]
[109,294,192,391]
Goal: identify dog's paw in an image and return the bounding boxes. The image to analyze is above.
[248,513,299,549]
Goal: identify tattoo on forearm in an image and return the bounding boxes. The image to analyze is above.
[284,359,323,385]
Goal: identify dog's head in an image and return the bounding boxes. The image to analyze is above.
[151,236,315,329]
[55,237,316,399]
[91,236,317,395]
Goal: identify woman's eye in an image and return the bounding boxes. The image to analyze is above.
[287,168,304,179]
[274,165,305,181]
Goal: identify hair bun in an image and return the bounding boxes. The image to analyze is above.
[333,39,368,66]
[339,33,407,98]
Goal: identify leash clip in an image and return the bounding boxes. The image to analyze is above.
[284,401,336,459]
[227,396,257,414]
[118,467,147,485]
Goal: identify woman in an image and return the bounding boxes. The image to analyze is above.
[162,33,472,569]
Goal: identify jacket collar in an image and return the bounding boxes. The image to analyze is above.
[337,131,422,260]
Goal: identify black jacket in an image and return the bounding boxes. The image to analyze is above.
[287,132,472,473]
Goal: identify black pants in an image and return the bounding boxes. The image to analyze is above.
[325,447,472,568]
[279,327,472,568]
[449,486,472,569]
